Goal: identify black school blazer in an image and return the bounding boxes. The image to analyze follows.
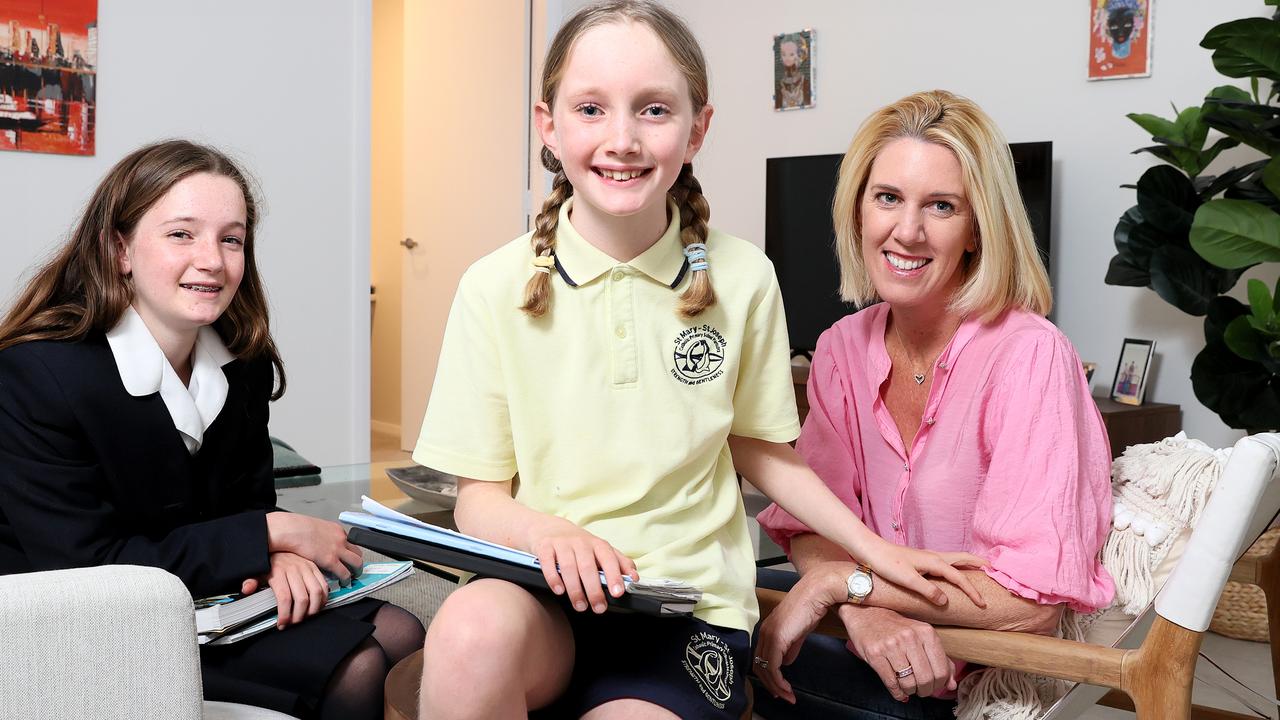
[0,335,275,598]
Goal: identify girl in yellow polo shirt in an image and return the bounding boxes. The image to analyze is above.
[414,2,985,718]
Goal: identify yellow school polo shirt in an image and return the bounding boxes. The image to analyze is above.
[414,199,800,632]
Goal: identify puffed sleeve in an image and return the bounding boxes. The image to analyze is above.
[412,268,517,481]
[971,330,1115,612]
[730,268,801,442]
[756,329,864,554]
[0,346,269,598]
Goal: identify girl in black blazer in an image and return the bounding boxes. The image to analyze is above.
[0,140,424,719]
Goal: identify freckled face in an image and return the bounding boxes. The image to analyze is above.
[116,172,248,340]
[535,21,710,227]
[860,138,977,310]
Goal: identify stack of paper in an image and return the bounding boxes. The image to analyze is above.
[341,497,702,615]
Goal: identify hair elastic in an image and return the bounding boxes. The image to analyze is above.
[532,254,555,275]
[683,243,708,272]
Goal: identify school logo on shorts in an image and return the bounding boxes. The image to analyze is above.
[670,325,726,385]
[682,631,735,709]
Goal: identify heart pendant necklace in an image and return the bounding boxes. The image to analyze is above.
[891,316,962,386]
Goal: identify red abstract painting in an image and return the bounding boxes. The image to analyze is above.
[0,0,97,155]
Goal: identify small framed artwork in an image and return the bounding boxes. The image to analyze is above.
[773,29,814,111]
[1088,0,1152,81]
[1082,361,1098,384]
[1111,338,1155,405]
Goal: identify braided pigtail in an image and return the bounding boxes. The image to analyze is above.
[520,147,574,317]
[670,163,715,317]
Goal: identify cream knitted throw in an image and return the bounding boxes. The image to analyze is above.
[953,434,1228,719]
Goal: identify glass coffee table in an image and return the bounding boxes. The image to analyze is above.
[275,461,454,525]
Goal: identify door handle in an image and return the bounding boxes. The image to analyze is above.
[400,237,419,249]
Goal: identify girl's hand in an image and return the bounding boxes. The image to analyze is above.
[526,515,638,614]
[868,539,987,607]
[259,551,330,629]
[265,511,363,585]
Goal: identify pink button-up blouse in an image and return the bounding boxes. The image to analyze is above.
[757,305,1115,612]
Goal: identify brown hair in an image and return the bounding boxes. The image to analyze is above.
[831,90,1052,321]
[0,139,287,399]
[522,0,715,318]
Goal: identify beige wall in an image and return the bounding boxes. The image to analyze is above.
[371,0,404,437]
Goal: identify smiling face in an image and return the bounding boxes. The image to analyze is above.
[860,138,977,311]
[535,20,710,231]
[116,172,247,344]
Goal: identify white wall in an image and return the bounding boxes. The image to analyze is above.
[556,0,1267,448]
[0,1,372,466]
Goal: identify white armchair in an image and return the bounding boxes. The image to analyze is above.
[0,564,295,720]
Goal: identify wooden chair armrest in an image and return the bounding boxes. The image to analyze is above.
[935,627,1124,689]
[756,587,1125,689]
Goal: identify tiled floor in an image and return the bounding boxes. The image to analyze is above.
[374,430,1278,719]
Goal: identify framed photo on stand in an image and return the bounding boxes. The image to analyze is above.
[1111,338,1155,405]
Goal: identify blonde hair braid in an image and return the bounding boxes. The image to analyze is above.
[520,147,574,316]
[671,163,715,317]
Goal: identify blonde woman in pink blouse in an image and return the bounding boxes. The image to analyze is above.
[751,90,1115,720]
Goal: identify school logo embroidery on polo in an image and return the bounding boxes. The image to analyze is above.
[682,631,735,709]
[670,324,726,385]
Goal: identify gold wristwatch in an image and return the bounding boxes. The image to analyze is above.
[846,563,874,604]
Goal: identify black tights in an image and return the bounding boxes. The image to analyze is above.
[317,604,425,720]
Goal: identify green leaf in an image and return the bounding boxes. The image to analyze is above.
[1196,158,1268,200]
[1175,106,1208,150]
[1207,84,1254,103]
[1149,245,1219,315]
[1104,254,1150,287]
[1192,341,1280,429]
[1225,177,1280,214]
[1191,199,1280,268]
[1250,278,1274,322]
[1197,136,1243,176]
[1201,18,1280,82]
[1264,157,1280,200]
[1136,166,1199,233]
[1226,316,1267,361]
[1128,112,1178,141]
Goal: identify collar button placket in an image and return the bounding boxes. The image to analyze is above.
[609,267,638,386]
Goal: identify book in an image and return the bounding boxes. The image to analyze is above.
[340,496,701,617]
[196,560,415,645]
[195,587,277,634]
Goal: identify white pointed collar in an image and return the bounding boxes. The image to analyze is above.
[105,306,236,455]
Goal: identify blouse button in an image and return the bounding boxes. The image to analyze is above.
[938,361,949,370]
[925,417,935,426]
[902,462,909,471]
[612,269,626,282]
[891,521,901,530]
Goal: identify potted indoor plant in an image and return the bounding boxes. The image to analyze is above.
[1105,4,1280,430]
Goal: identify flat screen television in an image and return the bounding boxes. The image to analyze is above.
[764,141,1052,355]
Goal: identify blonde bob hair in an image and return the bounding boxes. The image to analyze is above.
[832,89,1052,321]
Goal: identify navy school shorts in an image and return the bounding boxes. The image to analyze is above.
[529,607,751,720]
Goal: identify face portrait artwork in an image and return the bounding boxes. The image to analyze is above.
[772,30,814,111]
[1088,0,1151,80]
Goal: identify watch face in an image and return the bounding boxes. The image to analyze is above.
[849,573,872,596]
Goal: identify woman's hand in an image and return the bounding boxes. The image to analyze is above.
[865,538,987,607]
[843,605,956,701]
[243,551,331,629]
[752,568,847,703]
[265,511,363,585]
[526,515,637,615]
